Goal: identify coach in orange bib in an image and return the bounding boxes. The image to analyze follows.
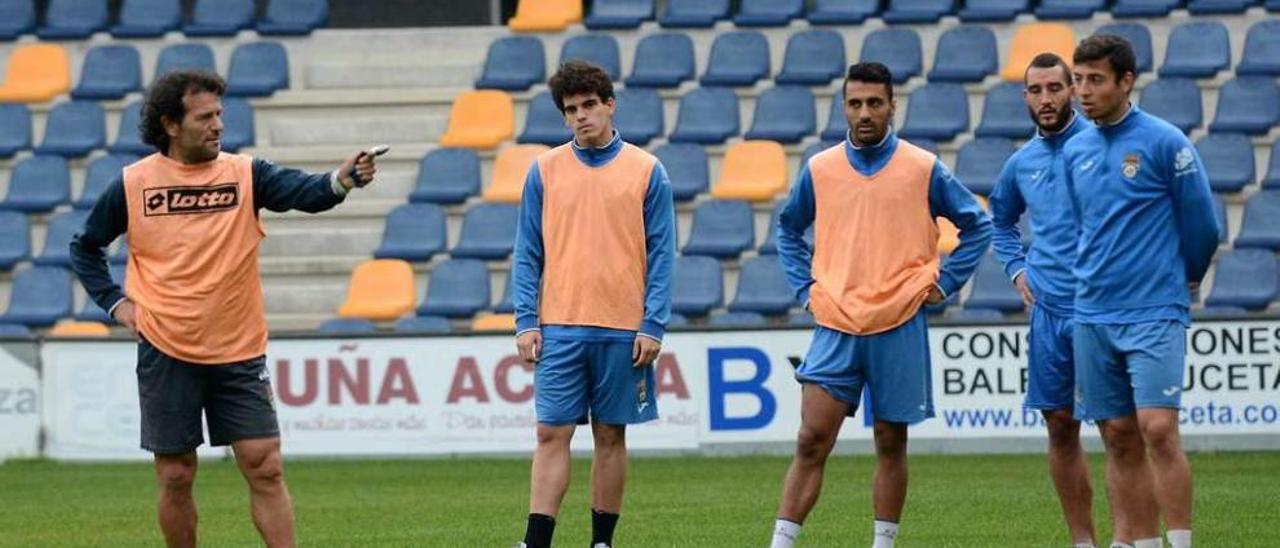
[69,70,379,548]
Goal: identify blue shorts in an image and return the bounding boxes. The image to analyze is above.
[534,337,658,426]
[1073,321,1186,422]
[1025,305,1076,411]
[795,312,935,424]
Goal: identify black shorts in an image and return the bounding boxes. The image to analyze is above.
[137,338,279,454]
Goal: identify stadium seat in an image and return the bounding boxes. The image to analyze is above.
[669,87,740,145]
[1270,0,1280,10]
[1209,77,1280,136]
[0,324,31,336]
[0,211,29,270]
[317,318,376,334]
[701,31,771,87]
[395,315,452,334]
[518,92,573,146]
[860,29,922,84]
[0,0,35,40]
[37,102,105,158]
[1187,0,1253,13]
[759,200,813,255]
[965,254,1024,312]
[1139,78,1202,134]
[1205,249,1277,309]
[0,266,73,327]
[734,0,805,26]
[184,0,254,36]
[1034,0,1105,19]
[975,83,1034,139]
[712,141,788,201]
[220,97,255,152]
[337,259,416,321]
[476,36,546,91]
[682,200,755,258]
[471,314,517,332]
[928,26,997,83]
[883,0,956,23]
[72,45,143,100]
[672,256,724,316]
[76,264,125,323]
[509,0,582,32]
[257,0,328,35]
[1096,23,1153,74]
[111,0,181,38]
[788,312,816,326]
[653,143,708,201]
[659,0,730,27]
[410,148,482,204]
[559,34,621,81]
[745,86,816,144]
[800,140,840,168]
[155,43,216,79]
[0,44,71,103]
[1112,0,1180,17]
[958,0,1029,21]
[1213,193,1229,243]
[956,138,1017,195]
[1234,191,1280,250]
[0,104,31,158]
[807,0,879,23]
[1193,305,1248,319]
[77,154,137,209]
[226,43,289,97]
[1264,142,1280,189]
[494,274,516,314]
[439,90,515,149]
[901,83,968,142]
[34,210,88,267]
[37,0,107,39]
[483,144,549,203]
[373,203,448,262]
[452,203,519,260]
[710,312,769,327]
[49,321,111,337]
[1002,24,1074,82]
[613,87,664,146]
[0,155,71,213]
[668,313,690,327]
[626,33,695,88]
[821,97,849,141]
[947,308,1005,321]
[729,255,794,315]
[419,259,491,318]
[1159,22,1230,79]
[1196,133,1255,193]
[776,30,846,86]
[585,0,654,29]
[1238,21,1280,76]
[937,216,960,254]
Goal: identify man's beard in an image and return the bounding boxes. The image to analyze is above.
[1030,102,1073,134]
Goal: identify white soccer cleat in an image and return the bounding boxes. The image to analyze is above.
[512,543,528,548]
[592,544,611,548]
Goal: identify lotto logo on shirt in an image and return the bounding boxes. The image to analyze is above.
[143,184,239,216]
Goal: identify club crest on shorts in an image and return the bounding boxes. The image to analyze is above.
[1122,153,1141,180]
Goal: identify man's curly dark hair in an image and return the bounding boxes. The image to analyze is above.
[547,60,614,113]
[141,70,226,154]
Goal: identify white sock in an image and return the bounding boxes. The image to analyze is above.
[1167,529,1191,548]
[771,519,801,548]
[1134,538,1164,548]
[1111,543,1135,548]
[872,520,898,548]
[1075,543,1097,548]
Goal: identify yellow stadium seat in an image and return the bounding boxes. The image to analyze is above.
[472,314,517,332]
[338,259,416,321]
[711,140,788,202]
[508,0,583,32]
[1002,23,1076,82]
[49,321,110,337]
[0,44,71,103]
[483,144,550,203]
[439,90,515,149]
[936,197,985,254]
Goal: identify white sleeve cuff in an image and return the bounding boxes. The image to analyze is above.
[636,332,663,344]
[1011,268,1026,283]
[933,283,948,299]
[330,170,350,197]
[515,328,541,338]
[106,297,128,318]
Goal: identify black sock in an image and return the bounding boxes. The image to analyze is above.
[524,513,555,548]
[591,509,619,546]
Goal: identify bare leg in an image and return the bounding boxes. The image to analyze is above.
[231,438,296,548]
[776,384,851,523]
[872,421,909,522]
[1043,409,1097,545]
[590,422,628,513]
[1099,416,1160,541]
[1137,408,1193,531]
[529,424,576,516]
[154,452,198,548]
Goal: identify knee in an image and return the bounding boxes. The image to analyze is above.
[1045,416,1081,452]
[592,426,626,454]
[243,451,285,489]
[795,425,836,462]
[1101,421,1144,460]
[157,461,196,493]
[873,423,907,462]
[536,425,572,447]
[1139,421,1183,461]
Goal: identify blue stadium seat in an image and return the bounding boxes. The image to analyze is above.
[626,33,694,88]
[660,0,730,27]
[956,138,1017,195]
[788,312,815,326]
[418,259,491,318]
[807,0,879,23]
[1193,305,1247,319]
[672,255,723,316]
[220,97,255,152]
[1139,78,1202,134]
[452,203,518,260]
[0,211,29,270]
[669,87,740,144]
[975,82,1034,139]
[37,0,107,39]
[35,210,88,267]
[585,0,654,29]
[1159,22,1230,79]
[759,200,813,255]
[318,318,375,334]
[1270,0,1280,10]
[257,0,329,36]
[958,0,1029,21]
[859,29,922,84]
[729,255,794,315]
[111,0,180,38]
[883,0,956,23]
[1034,0,1105,18]
[710,311,769,327]
[1209,77,1280,135]
[1205,249,1276,309]
[72,45,143,100]
[1238,21,1280,76]
[560,34,621,81]
[1187,0,1253,13]
[683,200,754,258]
[0,104,31,158]
[37,102,105,157]
[0,324,32,336]
[900,83,968,142]
[410,148,481,204]
[0,155,70,213]
[946,307,1006,321]
[494,274,515,314]
[1234,191,1280,250]
[227,43,289,97]
[734,0,805,26]
[518,92,573,146]
[776,30,845,86]
[1112,0,1180,17]
[614,87,664,146]
[1096,23,1153,74]
[76,263,124,323]
[1196,133,1255,193]
[821,96,849,141]
[800,140,840,168]
[0,0,35,40]
[0,266,73,327]
[77,154,137,209]
[745,86,816,144]
[476,36,546,91]
[928,26,997,83]
[373,203,447,262]
[668,313,690,327]
[654,143,708,201]
[1213,193,1229,243]
[1264,141,1280,189]
[155,43,216,79]
[965,254,1024,312]
[395,315,452,334]
[701,31,771,87]
[184,0,253,36]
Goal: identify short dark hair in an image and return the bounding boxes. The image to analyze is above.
[547,60,614,113]
[1025,52,1072,86]
[843,62,894,100]
[1073,34,1136,82]
[141,70,226,154]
